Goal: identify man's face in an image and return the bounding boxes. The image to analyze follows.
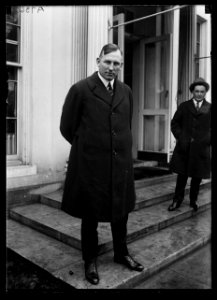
[96,50,123,81]
[192,85,207,101]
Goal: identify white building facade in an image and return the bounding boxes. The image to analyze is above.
[6,5,211,191]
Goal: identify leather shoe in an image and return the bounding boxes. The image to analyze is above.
[190,202,198,212]
[114,254,144,272]
[84,260,99,285]
[168,200,181,211]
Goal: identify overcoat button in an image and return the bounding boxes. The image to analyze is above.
[113,150,117,156]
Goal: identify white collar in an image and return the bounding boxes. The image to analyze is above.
[193,98,204,108]
[98,72,114,89]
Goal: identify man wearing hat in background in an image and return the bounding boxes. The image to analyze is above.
[168,78,211,212]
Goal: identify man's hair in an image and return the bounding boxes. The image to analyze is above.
[99,43,123,58]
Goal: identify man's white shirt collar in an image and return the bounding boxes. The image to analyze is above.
[98,72,114,89]
[193,98,203,108]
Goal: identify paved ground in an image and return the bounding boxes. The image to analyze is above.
[135,242,212,289]
[5,248,74,293]
[5,242,212,292]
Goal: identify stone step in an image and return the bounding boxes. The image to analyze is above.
[23,173,174,211]
[39,178,210,211]
[9,188,211,255]
[133,165,172,181]
[133,159,158,168]
[7,208,211,289]
[28,173,177,206]
[134,173,176,189]
[135,179,210,210]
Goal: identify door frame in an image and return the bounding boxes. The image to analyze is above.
[111,7,180,163]
[138,34,172,162]
[112,13,125,82]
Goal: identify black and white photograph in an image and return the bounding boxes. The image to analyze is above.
[5,4,212,291]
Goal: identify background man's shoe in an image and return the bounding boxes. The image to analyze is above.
[168,201,181,211]
[114,254,144,272]
[190,202,198,212]
[85,260,99,285]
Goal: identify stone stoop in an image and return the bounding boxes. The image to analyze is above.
[6,174,211,289]
[7,207,211,289]
[9,188,211,255]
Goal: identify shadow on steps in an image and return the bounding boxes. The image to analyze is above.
[134,166,172,180]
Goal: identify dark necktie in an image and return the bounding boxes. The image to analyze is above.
[196,101,200,111]
[107,82,113,97]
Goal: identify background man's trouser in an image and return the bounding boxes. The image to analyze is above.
[174,173,202,204]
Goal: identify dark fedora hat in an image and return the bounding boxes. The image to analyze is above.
[189,78,210,92]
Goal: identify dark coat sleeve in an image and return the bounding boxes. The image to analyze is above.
[60,84,83,145]
[129,88,133,130]
[171,103,184,140]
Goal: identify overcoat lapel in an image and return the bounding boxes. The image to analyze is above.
[197,99,210,115]
[87,72,112,106]
[112,80,125,109]
[188,99,198,115]
[87,72,125,108]
[188,98,210,116]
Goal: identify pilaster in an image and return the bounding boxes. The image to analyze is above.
[71,6,88,83]
[87,6,113,76]
[20,10,33,165]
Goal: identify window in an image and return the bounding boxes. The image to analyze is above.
[6,6,21,156]
[195,21,201,78]
[195,16,208,79]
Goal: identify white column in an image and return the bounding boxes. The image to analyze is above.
[71,6,88,83]
[19,11,33,165]
[31,7,53,171]
[50,6,88,172]
[87,6,113,76]
[169,6,180,158]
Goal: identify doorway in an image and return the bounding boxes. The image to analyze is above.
[112,5,176,164]
[138,34,172,163]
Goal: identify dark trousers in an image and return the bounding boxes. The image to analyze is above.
[81,215,129,262]
[174,174,202,205]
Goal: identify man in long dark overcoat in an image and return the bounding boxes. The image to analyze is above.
[168,78,211,212]
[60,44,143,285]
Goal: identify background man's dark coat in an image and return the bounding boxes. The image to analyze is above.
[60,72,136,222]
[170,99,211,179]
